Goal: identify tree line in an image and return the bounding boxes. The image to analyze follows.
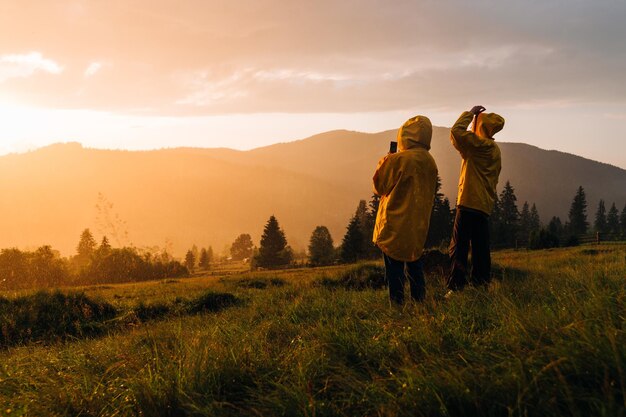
[244,179,626,269]
[0,229,189,290]
[2,180,625,288]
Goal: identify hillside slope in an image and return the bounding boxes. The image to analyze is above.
[0,129,624,256]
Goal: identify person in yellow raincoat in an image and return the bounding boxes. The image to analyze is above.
[448,105,504,292]
[372,115,438,304]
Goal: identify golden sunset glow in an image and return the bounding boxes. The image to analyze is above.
[0,1,624,166]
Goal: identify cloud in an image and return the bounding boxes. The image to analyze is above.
[0,1,625,114]
[84,62,103,77]
[0,52,63,82]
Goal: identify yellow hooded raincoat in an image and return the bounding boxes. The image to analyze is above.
[372,116,438,262]
[451,111,504,215]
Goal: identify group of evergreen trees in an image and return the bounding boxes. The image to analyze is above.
[489,181,542,248]
[183,245,214,273]
[490,184,626,250]
[3,181,625,287]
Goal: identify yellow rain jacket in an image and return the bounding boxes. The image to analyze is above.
[372,116,438,262]
[450,111,504,215]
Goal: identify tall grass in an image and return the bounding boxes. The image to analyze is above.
[0,245,624,416]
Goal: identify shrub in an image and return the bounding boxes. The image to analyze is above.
[318,263,386,290]
[0,291,116,347]
[235,277,286,289]
[528,228,560,250]
[186,292,240,314]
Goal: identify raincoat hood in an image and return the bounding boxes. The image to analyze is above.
[475,112,505,139]
[397,115,432,151]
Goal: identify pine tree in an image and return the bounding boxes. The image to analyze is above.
[606,203,620,239]
[230,233,254,260]
[518,201,531,245]
[99,236,111,251]
[184,250,195,272]
[620,203,626,238]
[207,246,214,264]
[594,199,608,234]
[499,181,520,247]
[548,216,564,238]
[568,186,589,235]
[199,248,209,270]
[368,194,380,221]
[529,204,541,231]
[354,199,378,259]
[75,228,97,268]
[341,215,363,263]
[95,236,112,259]
[255,216,292,269]
[308,226,335,266]
[364,194,381,258]
[191,244,199,267]
[489,194,504,247]
[426,176,453,248]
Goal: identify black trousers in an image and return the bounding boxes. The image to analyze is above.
[383,253,425,304]
[447,207,491,290]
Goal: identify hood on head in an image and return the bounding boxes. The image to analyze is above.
[475,113,505,138]
[397,115,432,151]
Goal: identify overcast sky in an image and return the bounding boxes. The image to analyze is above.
[1,0,626,168]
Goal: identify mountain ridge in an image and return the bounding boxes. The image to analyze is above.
[1,130,624,257]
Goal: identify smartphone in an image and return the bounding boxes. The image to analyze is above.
[389,141,397,153]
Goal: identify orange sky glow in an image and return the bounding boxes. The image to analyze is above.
[1,1,626,168]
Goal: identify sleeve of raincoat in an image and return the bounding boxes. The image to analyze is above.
[372,155,400,197]
[450,111,492,157]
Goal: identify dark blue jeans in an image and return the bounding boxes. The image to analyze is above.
[383,253,425,304]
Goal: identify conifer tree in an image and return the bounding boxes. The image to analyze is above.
[426,176,453,248]
[341,215,363,263]
[499,181,520,247]
[518,201,531,245]
[489,194,504,246]
[529,203,541,231]
[365,194,381,258]
[100,235,111,250]
[207,246,214,264]
[594,199,608,234]
[308,226,335,266]
[75,228,97,268]
[620,203,626,238]
[568,186,589,235]
[255,216,292,269]
[368,194,380,221]
[353,199,377,259]
[548,216,564,238]
[95,236,112,259]
[199,248,209,269]
[191,244,199,267]
[184,250,195,272]
[606,203,620,237]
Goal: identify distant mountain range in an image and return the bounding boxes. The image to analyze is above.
[1,127,625,256]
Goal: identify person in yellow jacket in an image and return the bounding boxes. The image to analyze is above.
[448,105,504,292]
[372,115,438,304]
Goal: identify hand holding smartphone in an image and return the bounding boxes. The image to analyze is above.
[389,141,397,154]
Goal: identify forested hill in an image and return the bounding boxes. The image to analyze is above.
[0,129,624,256]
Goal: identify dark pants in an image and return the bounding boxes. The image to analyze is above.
[383,253,425,304]
[447,208,491,290]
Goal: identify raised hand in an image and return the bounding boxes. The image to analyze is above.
[470,105,486,116]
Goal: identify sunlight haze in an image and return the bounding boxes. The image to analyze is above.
[1,1,626,167]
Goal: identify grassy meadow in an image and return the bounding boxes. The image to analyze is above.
[0,245,625,416]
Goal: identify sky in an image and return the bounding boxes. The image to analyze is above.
[1,0,626,168]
